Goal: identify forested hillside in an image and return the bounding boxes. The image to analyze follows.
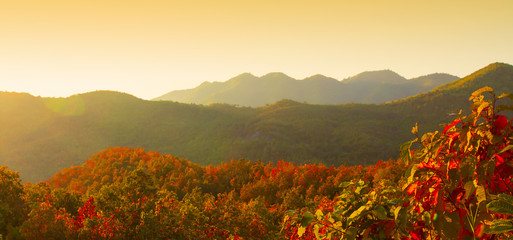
[154,70,458,106]
[1,146,405,239]
[2,85,513,239]
[0,63,511,182]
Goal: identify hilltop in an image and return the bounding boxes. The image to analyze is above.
[154,70,458,106]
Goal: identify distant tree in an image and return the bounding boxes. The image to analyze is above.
[19,201,72,240]
[0,166,27,239]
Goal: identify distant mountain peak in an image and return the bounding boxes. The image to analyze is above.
[227,72,258,81]
[232,72,257,80]
[343,70,406,84]
[153,67,469,106]
[303,74,338,81]
[261,72,293,80]
[238,72,256,77]
[307,74,328,78]
[219,73,260,88]
[353,69,399,76]
[465,62,512,77]
[487,62,512,68]
[433,62,513,92]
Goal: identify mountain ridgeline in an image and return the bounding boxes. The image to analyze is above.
[154,70,458,106]
[0,63,511,182]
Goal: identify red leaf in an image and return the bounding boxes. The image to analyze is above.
[474,223,485,238]
[493,115,508,134]
[443,119,461,134]
[448,159,460,170]
[432,188,440,207]
[495,153,505,166]
[407,181,418,195]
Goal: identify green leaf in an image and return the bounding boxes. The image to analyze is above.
[355,185,367,195]
[422,211,431,226]
[476,161,495,184]
[476,185,486,204]
[459,163,474,179]
[400,140,416,164]
[497,194,513,203]
[447,168,458,182]
[348,205,367,223]
[464,130,472,152]
[333,209,344,218]
[499,145,513,154]
[464,181,475,201]
[356,179,365,187]
[407,164,419,183]
[373,205,390,220]
[285,210,296,216]
[485,219,513,234]
[487,200,513,215]
[345,227,357,240]
[436,211,461,239]
[394,206,402,221]
[301,211,314,227]
[394,206,408,230]
[388,199,404,205]
[477,101,491,119]
[470,86,494,101]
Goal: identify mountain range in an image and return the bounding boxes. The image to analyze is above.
[0,62,512,182]
[154,70,458,106]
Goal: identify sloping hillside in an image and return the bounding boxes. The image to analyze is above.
[0,63,510,182]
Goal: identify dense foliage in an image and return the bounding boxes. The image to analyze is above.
[0,147,404,239]
[1,63,511,182]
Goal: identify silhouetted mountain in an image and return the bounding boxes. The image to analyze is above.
[0,63,511,183]
[342,70,406,84]
[154,70,458,106]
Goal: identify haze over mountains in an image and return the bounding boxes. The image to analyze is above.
[0,63,512,183]
[154,70,459,106]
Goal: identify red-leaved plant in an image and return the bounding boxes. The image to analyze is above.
[286,87,513,239]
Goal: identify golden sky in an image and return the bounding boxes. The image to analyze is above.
[1,0,512,99]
